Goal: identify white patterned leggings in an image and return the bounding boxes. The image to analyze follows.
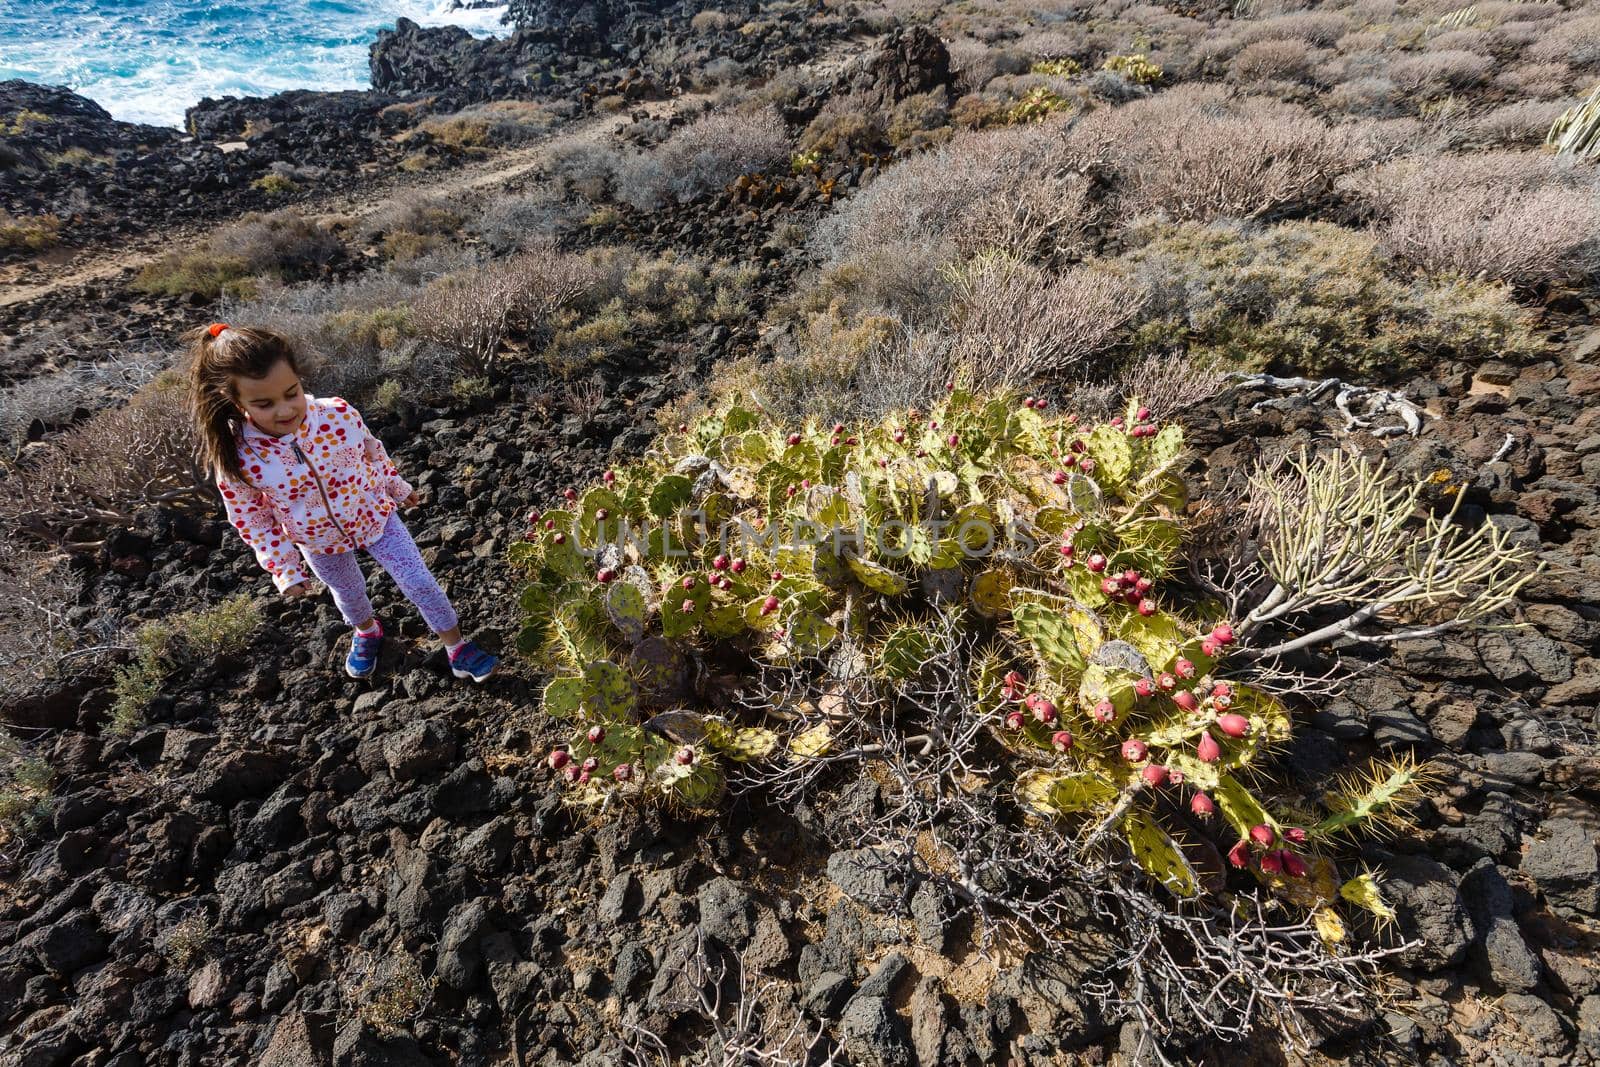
[302,513,459,634]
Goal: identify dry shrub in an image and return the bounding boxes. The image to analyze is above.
[944,253,1145,388]
[947,38,1030,91]
[1324,77,1400,116]
[1474,1,1562,23]
[810,120,1081,319]
[468,190,584,254]
[1343,150,1600,285]
[1236,11,1350,46]
[1528,16,1600,70]
[1229,39,1328,84]
[798,92,888,157]
[615,106,789,211]
[0,537,85,711]
[1472,98,1575,145]
[1113,219,1545,377]
[0,373,210,549]
[359,193,464,244]
[0,352,165,455]
[1336,30,1390,53]
[1067,85,1374,223]
[691,9,729,32]
[412,241,602,375]
[1388,50,1494,95]
[136,209,341,299]
[1493,61,1576,98]
[0,212,62,252]
[952,169,1099,267]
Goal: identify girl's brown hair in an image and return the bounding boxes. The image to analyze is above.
[184,323,301,484]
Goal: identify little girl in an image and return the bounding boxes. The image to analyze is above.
[187,322,497,683]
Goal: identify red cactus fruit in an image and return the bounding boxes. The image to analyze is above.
[1032,699,1058,725]
[675,745,696,765]
[552,532,566,544]
[1169,768,1186,785]
[786,484,797,497]
[1121,569,1138,584]
[1134,678,1155,699]
[1134,577,1153,595]
[786,433,801,446]
[1137,598,1157,616]
[680,599,696,614]
[1086,554,1108,573]
[1175,658,1196,679]
[595,508,609,520]
[1284,826,1308,844]
[1259,851,1284,875]
[713,554,730,570]
[603,470,615,483]
[1005,710,1026,730]
[613,763,633,782]
[770,570,784,581]
[1136,406,1151,421]
[1093,700,1117,723]
[831,435,841,445]
[731,558,746,574]
[680,576,696,590]
[544,519,555,530]
[1212,623,1235,645]
[677,423,689,433]
[1141,764,1170,787]
[760,596,779,615]
[587,725,605,744]
[1023,397,1036,409]
[1102,577,1122,597]
[1069,439,1086,454]
[1052,470,1067,485]
[581,756,599,773]
[1212,682,1233,698]
[597,569,616,583]
[1035,397,1048,408]
[1059,544,1076,559]
[548,749,570,770]
[1173,690,1199,713]
[1212,693,1233,710]
[1201,637,1220,657]
[1111,416,1125,428]
[801,479,812,489]
[1121,738,1148,762]
[563,488,578,501]
[1228,840,1250,868]
[564,764,581,783]
[1079,457,1096,472]
[1250,824,1276,847]
[1282,852,1308,878]
[1158,672,1177,691]
[1051,730,1074,752]
[1216,714,1250,738]
[1196,731,1221,763]
[893,429,906,443]
[526,509,542,524]
[833,423,846,434]
[930,420,940,430]
[1191,792,1216,818]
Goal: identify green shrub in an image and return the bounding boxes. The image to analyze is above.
[136,209,341,299]
[110,596,261,735]
[0,212,62,251]
[509,389,1424,921]
[0,733,54,851]
[1109,221,1544,377]
[251,173,298,196]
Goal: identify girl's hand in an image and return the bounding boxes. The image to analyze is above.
[283,581,314,598]
[401,490,421,508]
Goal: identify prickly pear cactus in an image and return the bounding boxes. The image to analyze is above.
[510,389,1424,934]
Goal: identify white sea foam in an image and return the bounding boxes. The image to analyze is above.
[0,0,513,129]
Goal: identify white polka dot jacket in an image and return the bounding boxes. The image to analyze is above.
[216,395,414,592]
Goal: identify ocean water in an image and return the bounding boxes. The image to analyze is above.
[0,0,512,130]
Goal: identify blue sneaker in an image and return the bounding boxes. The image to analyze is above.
[448,639,498,683]
[346,625,383,679]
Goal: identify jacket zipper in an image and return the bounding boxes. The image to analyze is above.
[292,438,360,551]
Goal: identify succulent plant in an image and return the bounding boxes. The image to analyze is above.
[508,389,1423,932]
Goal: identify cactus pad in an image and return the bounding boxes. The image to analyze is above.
[846,553,910,596]
[970,569,1013,618]
[605,582,649,643]
[583,660,634,719]
[789,722,833,762]
[543,676,587,720]
[1124,808,1198,897]
[880,625,933,680]
[630,637,688,699]
[1013,602,1086,673]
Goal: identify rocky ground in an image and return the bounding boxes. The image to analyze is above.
[3,2,1600,1066]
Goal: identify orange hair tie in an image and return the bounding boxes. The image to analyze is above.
[208,322,229,338]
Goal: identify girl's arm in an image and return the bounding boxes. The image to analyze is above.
[342,401,414,504]
[218,477,310,592]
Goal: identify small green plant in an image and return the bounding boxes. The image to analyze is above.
[46,147,109,168]
[0,732,55,850]
[451,376,491,404]
[3,109,50,135]
[1030,58,1082,77]
[251,173,299,197]
[161,913,213,971]
[109,595,261,735]
[790,148,823,173]
[353,950,429,1033]
[0,212,62,252]
[1006,86,1073,125]
[1102,53,1163,85]
[371,379,404,416]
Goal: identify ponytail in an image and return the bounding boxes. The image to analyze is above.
[184,322,301,484]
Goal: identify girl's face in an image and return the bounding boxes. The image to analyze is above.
[233,359,306,437]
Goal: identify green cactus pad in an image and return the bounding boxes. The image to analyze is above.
[846,553,910,596]
[703,603,748,638]
[1214,775,1278,841]
[1338,873,1396,923]
[1013,602,1086,673]
[630,638,689,699]
[1016,770,1119,816]
[542,528,587,579]
[721,726,778,762]
[789,722,833,761]
[605,582,649,643]
[583,660,634,719]
[661,577,710,638]
[1078,662,1137,720]
[1116,612,1186,668]
[1085,424,1133,488]
[970,569,1013,618]
[1124,808,1198,897]
[880,625,933,680]
[543,676,588,720]
[671,762,726,809]
[786,611,839,654]
[506,540,540,568]
[649,475,694,518]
